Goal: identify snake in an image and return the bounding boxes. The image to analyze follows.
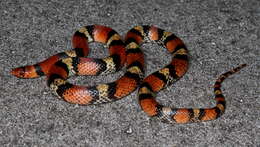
[11,25,246,124]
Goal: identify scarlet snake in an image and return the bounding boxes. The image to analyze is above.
[11,25,246,124]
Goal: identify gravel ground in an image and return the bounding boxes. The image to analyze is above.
[0,0,259,146]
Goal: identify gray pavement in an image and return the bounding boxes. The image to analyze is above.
[0,0,259,146]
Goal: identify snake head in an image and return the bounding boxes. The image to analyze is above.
[10,65,39,78]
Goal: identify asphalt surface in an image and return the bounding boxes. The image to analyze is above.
[0,0,259,146]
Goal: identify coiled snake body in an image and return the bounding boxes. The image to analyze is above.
[11,25,246,124]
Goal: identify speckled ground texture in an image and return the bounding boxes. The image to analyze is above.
[0,0,259,146]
